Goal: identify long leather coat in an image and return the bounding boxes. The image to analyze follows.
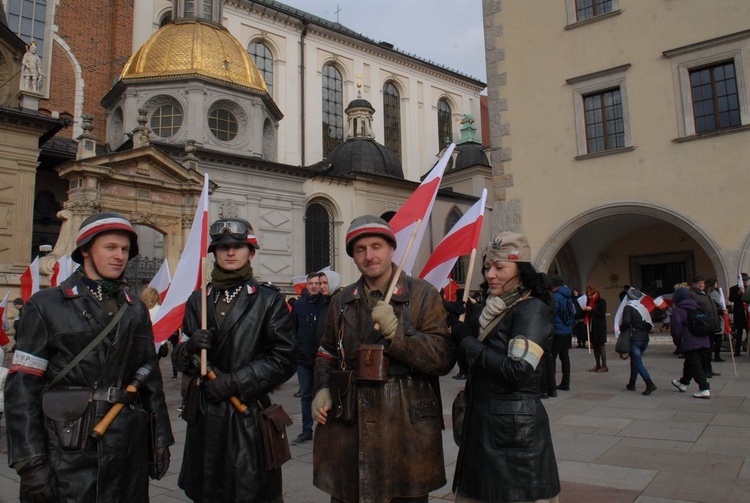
[5,273,174,502]
[175,280,297,503]
[453,295,561,502]
[313,268,454,503]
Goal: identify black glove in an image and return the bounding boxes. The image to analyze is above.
[452,321,473,346]
[150,446,171,480]
[19,462,58,503]
[447,300,467,317]
[185,328,216,355]
[203,372,241,403]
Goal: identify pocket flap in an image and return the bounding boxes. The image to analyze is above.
[262,404,293,430]
[490,399,535,416]
[42,388,92,422]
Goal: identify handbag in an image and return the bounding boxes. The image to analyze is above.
[41,387,93,452]
[257,403,293,470]
[451,388,467,447]
[615,327,632,358]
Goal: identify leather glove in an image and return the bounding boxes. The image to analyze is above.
[447,300,466,317]
[203,372,241,403]
[452,321,473,346]
[150,446,171,480]
[185,328,216,354]
[312,388,333,425]
[371,300,398,340]
[19,462,58,503]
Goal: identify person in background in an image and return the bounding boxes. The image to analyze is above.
[12,297,24,335]
[705,278,726,363]
[584,284,608,372]
[550,275,574,394]
[5,211,173,502]
[620,288,657,395]
[571,288,587,348]
[728,273,748,357]
[671,287,711,399]
[688,276,720,378]
[452,231,560,503]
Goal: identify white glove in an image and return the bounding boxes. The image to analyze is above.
[312,388,333,425]
[371,300,398,339]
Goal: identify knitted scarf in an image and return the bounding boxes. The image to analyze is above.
[211,261,253,290]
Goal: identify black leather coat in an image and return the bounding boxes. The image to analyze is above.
[453,296,561,502]
[175,280,297,503]
[5,273,174,502]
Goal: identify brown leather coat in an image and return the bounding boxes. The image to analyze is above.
[313,267,454,503]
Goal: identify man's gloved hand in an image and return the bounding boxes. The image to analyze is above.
[19,461,58,503]
[185,328,216,354]
[312,388,332,425]
[150,446,171,480]
[447,300,466,317]
[203,372,241,403]
[372,300,398,340]
[452,321,473,346]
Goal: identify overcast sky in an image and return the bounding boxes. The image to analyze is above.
[280,0,487,84]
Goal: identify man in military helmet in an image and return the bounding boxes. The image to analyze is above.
[5,211,174,502]
[174,217,297,503]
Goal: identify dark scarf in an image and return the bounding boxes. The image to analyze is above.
[76,266,123,300]
[211,261,254,290]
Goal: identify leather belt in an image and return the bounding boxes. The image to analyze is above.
[92,387,138,404]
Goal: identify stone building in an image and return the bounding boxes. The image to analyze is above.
[483,0,750,313]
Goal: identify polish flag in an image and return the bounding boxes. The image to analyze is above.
[292,274,307,295]
[613,292,668,336]
[20,257,40,302]
[148,259,172,303]
[390,143,455,275]
[50,254,77,287]
[419,188,487,292]
[442,278,460,302]
[0,291,10,346]
[152,174,209,343]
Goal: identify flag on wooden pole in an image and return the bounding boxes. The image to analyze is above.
[20,257,40,302]
[50,254,77,287]
[390,143,455,275]
[152,174,210,343]
[148,259,172,303]
[0,291,10,346]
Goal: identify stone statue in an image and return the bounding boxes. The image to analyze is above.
[21,42,43,92]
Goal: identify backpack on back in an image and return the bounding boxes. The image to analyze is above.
[685,307,720,336]
[558,297,575,327]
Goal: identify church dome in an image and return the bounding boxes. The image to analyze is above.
[120,19,267,92]
[323,138,404,179]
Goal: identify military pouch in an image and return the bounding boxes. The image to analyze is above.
[257,403,293,471]
[42,387,93,452]
[181,376,202,424]
[329,369,356,424]
[355,344,388,382]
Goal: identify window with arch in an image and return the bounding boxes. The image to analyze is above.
[159,11,172,27]
[7,0,47,54]
[305,201,334,272]
[446,207,467,283]
[248,41,274,96]
[383,81,402,161]
[322,63,344,157]
[437,99,453,147]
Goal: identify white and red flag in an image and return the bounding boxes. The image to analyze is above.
[291,274,307,295]
[148,259,172,303]
[390,143,455,275]
[419,188,487,292]
[20,257,40,302]
[50,254,77,287]
[613,292,668,336]
[0,291,10,346]
[152,174,209,344]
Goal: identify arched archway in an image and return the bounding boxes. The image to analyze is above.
[536,202,729,296]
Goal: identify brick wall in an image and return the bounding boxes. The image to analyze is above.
[45,0,134,142]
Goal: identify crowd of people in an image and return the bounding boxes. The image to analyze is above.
[4,208,750,502]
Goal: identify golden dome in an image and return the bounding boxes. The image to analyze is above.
[120,20,267,92]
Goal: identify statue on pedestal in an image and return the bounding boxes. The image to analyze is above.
[21,41,43,93]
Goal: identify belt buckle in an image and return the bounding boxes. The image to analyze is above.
[106,387,120,403]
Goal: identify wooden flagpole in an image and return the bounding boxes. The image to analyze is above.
[374,219,422,330]
[200,256,208,376]
[458,248,478,323]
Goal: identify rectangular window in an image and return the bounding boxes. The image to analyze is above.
[583,88,624,153]
[575,0,612,22]
[690,61,741,133]
[7,0,47,53]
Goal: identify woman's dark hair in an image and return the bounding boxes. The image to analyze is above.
[518,262,552,305]
[705,278,718,292]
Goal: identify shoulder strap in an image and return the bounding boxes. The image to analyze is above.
[49,302,129,388]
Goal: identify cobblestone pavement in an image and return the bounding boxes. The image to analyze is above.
[3,340,750,502]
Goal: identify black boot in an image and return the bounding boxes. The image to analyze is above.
[642,379,657,396]
[626,380,636,391]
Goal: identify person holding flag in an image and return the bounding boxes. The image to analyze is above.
[312,215,454,503]
[174,216,297,503]
[4,211,173,502]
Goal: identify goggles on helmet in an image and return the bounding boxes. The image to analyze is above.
[210,220,250,240]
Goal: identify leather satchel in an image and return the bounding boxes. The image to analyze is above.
[451,389,467,447]
[257,403,293,470]
[42,387,93,452]
[329,369,356,424]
